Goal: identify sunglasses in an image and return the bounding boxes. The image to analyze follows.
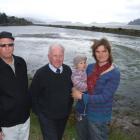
[0,43,14,48]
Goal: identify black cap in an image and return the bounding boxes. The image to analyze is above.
[0,31,15,40]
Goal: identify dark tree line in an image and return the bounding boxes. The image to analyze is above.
[0,13,8,24]
[40,24,140,37]
[0,12,32,25]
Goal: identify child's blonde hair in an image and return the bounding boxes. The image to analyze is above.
[73,55,87,67]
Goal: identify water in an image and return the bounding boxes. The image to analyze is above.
[0,25,140,110]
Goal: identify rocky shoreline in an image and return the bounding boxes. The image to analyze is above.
[111,94,140,139]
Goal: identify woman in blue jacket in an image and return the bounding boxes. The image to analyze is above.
[72,38,120,140]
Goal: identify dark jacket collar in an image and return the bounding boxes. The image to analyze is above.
[0,55,21,69]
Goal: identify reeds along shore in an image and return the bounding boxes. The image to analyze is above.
[34,24,140,37]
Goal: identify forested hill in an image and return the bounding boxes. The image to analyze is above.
[128,18,140,25]
[0,12,33,25]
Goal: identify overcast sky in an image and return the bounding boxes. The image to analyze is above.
[0,0,140,24]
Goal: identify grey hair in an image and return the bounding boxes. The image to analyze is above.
[48,43,65,54]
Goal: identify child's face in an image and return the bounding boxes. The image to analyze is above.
[76,60,87,71]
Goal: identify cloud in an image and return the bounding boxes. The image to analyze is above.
[0,0,140,23]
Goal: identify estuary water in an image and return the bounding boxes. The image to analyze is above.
[0,25,140,110]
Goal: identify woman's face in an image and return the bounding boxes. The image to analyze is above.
[95,45,109,65]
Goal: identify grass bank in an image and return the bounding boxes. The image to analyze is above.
[29,112,138,140]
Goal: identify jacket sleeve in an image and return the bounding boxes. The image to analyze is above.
[29,71,41,115]
[83,71,120,104]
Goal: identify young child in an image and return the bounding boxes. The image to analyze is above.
[71,55,87,92]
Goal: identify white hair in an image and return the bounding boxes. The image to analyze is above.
[48,43,65,54]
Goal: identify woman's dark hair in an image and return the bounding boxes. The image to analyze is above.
[91,38,113,63]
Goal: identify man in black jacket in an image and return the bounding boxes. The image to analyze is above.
[0,31,30,140]
[30,44,73,140]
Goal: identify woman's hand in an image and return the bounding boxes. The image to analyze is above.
[72,87,83,100]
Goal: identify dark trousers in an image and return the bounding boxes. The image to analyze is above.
[76,117,109,140]
[76,117,89,140]
[38,113,68,140]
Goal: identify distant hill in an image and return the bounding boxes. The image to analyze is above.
[25,17,46,24]
[45,20,86,26]
[0,12,33,25]
[128,18,140,25]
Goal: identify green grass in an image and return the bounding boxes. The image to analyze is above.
[29,112,77,140]
[109,129,134,140]
[29,112,42,140]
[29,112,138,140]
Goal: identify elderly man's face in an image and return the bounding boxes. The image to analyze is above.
[48,46,64,68]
